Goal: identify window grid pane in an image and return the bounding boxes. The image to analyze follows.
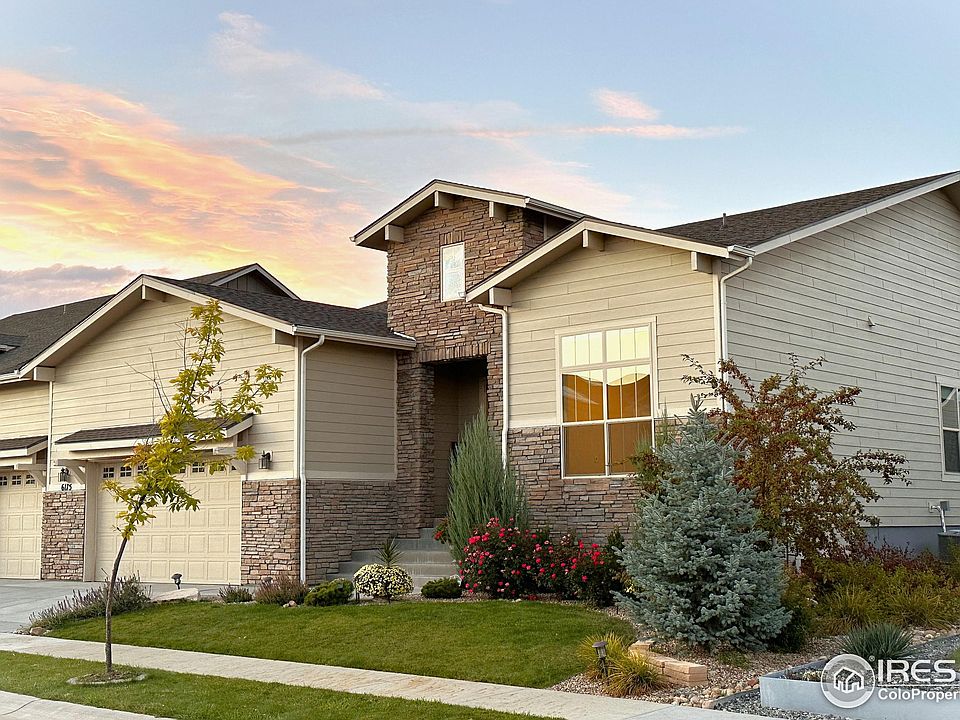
[563,424,605,476]
[946,430,960,473]
[943,386,960,431]
[440,243,465,301]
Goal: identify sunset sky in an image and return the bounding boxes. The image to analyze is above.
[2,1,958,314]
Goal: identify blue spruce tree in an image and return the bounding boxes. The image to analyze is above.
[617,398,790,650]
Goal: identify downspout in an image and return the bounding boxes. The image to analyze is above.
[717,247,755,410]
[297,334,325,582]
[478,305,509,462]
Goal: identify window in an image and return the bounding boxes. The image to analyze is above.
[101,466,115,480]
[941,384,960,473]
[560,325,654,477]
[119,465,133,478]
[11,475,22,486]
[440,243,465,301]
[191,462,206,474]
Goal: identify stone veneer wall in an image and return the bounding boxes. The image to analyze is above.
[388,196,544,533]
[509,426,638,540]
[241,478,300,583]
[305,478,398,582]
[41,490,85,580]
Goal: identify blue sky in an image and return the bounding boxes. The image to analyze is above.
[1,1,958,312]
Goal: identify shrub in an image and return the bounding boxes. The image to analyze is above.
[769,571,816,652]
[29,577,150,630]
[459,518,538,598]
[253,574,310,605]
[606,651,663,696]
[377,537,404,568]
[354,564,413,601]
[433,517,450,544]
[817,586,881,634]
[577,632,630,680]
[420,577,462,599]
[843,623,913,661]
[682,355,909,560]
[305,578,354,606]
[571,530,626,607]
[218,584,253,603]
[886,586,951,629]
[616,399,791,650]
[447,415,529,560]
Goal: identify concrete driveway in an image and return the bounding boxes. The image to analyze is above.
[0,579,221,633]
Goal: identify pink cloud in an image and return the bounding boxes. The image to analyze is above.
[593,89,660,121]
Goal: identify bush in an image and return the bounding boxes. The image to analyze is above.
[577,633,662,695]
[817,586,881,634]
[571,530,626,607]
[354,564,413,601]
[769,571,816,652]
[254,574,310,605]
[420,577,462,599]
[218,585,253,603]
[459,518,538,598]
[305,578,354,606]
[843,623,913,661]
[616,399,791,650]
[29,577,150,630]
[447,415,528,560]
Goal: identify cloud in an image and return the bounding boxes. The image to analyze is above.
[0,68,385,313]
[0,264,143,315]
[211,12,384,100]
[593,89,660,121]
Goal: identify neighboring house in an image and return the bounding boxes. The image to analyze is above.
[2,172,960,584]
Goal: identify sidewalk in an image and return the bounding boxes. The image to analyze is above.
[0,690,172,719]
[0,634,767,720]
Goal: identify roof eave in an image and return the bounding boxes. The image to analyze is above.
[466,218,731,305]
[748,172,960,256]
[292,326,415,350]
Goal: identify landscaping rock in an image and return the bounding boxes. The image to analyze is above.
[151,588,200,603]
[29,627,46,636]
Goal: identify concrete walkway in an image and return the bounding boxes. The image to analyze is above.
[0,634,767,720]
[0,690,172,719]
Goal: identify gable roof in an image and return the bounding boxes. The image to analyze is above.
[156,277,404,341]
[187,263,300,299]
[660,172,960,251]
[0,266,410,381]
[352,179,585,250]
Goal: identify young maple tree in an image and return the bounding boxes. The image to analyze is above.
[680,354,908,560]
[101,300,283,674]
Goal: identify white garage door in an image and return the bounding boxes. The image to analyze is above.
[94,465,241,584]
[0,474,42,579]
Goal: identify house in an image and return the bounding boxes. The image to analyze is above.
[2,172,959,584]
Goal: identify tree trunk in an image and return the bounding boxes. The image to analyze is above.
[104,534,129,673]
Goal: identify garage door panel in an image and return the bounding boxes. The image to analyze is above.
[95,473,241,585]
[0,482,42,579]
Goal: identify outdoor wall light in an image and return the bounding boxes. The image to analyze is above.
[59,467,69,483]
[259,451,272,470]
[172,573,182,589]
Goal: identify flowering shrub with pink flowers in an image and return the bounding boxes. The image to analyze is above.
[458,519,625,605]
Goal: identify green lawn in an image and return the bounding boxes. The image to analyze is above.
[52,600,633,688]
[0,652,557,720]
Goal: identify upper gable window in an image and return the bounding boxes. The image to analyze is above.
[440,243,465,302]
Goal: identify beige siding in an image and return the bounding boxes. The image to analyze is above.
[0,381,48,440]
[508,237,717,427]
[50,296,296,476]
[304,341,396,478]
[726,190,960,528]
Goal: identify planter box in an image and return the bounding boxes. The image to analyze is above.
[760,660,960,720]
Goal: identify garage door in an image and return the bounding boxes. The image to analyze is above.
[0,474,42,579]
[94,465,241,584]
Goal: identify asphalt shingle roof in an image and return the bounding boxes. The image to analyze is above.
[0,435,46,451]
[154,277,402,340]
[0,296,110,375]
[659,173,955,248]
[56,415,250,445]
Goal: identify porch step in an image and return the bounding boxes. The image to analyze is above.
[332,529,459,592]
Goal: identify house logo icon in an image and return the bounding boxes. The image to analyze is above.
[821,654,875,709]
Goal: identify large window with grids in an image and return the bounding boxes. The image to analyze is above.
[559,324,654,477]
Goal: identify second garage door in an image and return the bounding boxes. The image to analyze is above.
[0,474,41,579]
[93,465,241,584]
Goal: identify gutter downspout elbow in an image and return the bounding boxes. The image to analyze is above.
[298,334,325,582]
[478,304,509,463]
